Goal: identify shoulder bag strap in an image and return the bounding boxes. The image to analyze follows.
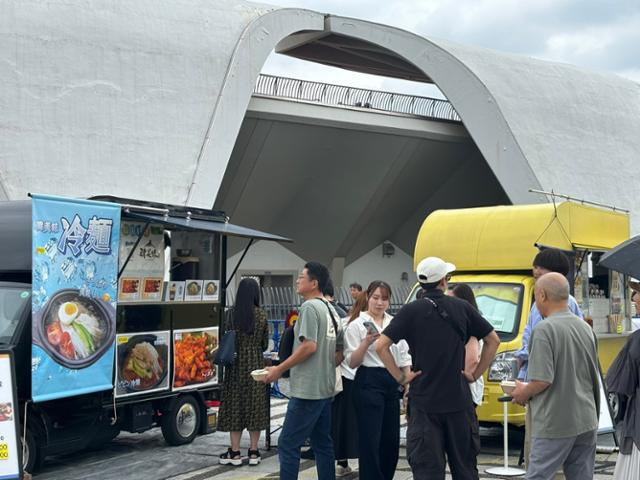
[315,297,339,334]
[423,297,466,343]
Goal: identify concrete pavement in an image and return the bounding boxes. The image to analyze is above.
[34,392,619,480]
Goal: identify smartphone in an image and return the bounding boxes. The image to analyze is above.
[362,320,378,334]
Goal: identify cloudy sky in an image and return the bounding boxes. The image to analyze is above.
[261,0,640,98]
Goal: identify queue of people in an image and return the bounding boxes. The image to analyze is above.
[217,247,631,480]
[241,257,499,480]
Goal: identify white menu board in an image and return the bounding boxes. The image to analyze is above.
[0,353,21,479]
[118,222,165,302]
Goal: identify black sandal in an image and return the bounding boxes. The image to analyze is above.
[248,449,261,466]
[219,448,242,466]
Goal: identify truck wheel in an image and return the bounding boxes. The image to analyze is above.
[161,395,201,446]
[23,428,43,473]
[608,392,626,424]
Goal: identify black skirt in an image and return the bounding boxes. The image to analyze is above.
[331,376,359,459]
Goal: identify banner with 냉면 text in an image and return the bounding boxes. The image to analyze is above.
[31,194,121,402]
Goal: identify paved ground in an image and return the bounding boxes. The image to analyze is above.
[34,393,619,480]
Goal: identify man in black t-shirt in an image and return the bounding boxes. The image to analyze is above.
[376,257,500,480]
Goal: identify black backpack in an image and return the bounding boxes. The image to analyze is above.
[278,325,295,378]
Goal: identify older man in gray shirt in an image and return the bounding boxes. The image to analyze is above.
[511,272,600,480]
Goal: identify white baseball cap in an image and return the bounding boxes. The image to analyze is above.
[416,257,456,283]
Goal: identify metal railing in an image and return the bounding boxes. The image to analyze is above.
[226,285,414,351]
[254,74,461,123]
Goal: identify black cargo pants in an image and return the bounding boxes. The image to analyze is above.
[406,401,480,480]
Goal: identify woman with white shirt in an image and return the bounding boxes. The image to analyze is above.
[345,281,412,480]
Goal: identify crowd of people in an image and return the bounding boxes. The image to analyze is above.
[213,250,640,480]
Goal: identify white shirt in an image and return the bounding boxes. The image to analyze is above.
[338,317,358,380]
[469,339,484,406]
[345,311,412,369]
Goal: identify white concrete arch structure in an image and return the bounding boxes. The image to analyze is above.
[189,8,640,218]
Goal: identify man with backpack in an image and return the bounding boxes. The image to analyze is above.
[376,257,500,479]
[262,262,343,480]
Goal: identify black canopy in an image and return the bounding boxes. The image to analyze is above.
[124,211,291,243]
[0,199,291,275]
[599,234,640,278]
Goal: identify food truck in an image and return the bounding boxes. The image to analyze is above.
[0,195,289,472]
[409,201,632,427]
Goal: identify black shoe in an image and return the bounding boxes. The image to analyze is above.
[300,447,315,460]
[219,448,242,466]
[248,449,261,466]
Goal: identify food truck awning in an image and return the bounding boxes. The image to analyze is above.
[599,234,640,279]
[124,212,292,243]
[414,202,630,272]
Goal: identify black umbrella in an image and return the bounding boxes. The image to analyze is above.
[599,234,640,278]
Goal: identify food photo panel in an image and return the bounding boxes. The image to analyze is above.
[202,280,220,302]
[172,327,219,390]
[115,331,171,398]
[184,280,203,301]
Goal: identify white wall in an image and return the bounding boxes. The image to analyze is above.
[343,241,414,289]
[226,240,305,291]
[226,240,415,290]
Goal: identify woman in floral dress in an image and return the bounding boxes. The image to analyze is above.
[218,278,269,466]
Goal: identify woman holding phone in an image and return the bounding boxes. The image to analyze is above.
[345,281,412,480]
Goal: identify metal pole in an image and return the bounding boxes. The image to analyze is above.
[503,400,509,468]
[528,188,629,213]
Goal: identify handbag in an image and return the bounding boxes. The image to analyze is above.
[214,310,237,366]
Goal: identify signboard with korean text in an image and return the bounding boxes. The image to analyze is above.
[0,352,22,479]
[115,331,171,398]
[118,222,165,302]
[172,328,219,391]
[31,194,120,402]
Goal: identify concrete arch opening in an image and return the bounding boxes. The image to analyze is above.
[212,13,522,286]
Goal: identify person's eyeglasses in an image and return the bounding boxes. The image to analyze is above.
[445,274,452,282]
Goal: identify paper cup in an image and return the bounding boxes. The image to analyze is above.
[251,369,268,382]
[500,380,516,394]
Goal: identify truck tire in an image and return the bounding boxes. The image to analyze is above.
[608,392,626,424]
[161,394,201,446]
[23,428,43,474]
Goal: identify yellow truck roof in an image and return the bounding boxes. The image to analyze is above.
[414,202,630,272]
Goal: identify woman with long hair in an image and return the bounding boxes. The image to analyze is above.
[330,291,368,476]
[345,281,411,480]
[218,278,269,466]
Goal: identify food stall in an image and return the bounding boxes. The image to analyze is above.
[1,194,290,472]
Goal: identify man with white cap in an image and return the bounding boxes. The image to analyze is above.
[377,257,500,479]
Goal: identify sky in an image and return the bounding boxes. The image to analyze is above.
[261,0,640,99]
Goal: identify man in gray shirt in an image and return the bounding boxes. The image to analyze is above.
[511,272,600,480]
[263,262,342,480]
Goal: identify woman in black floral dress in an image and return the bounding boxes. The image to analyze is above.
[218,278,269,466]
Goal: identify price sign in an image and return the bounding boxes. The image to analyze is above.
[0,351,22,478]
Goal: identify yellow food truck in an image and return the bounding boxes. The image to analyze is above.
[409,201,631,426]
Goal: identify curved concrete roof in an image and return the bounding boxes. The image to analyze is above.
[1,0,640,242]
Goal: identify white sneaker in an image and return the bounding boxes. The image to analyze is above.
[336,465,352,477]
